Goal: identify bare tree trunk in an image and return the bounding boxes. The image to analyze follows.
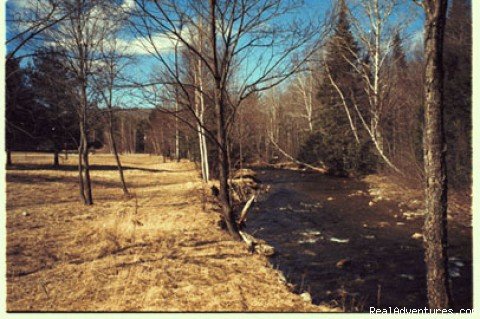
[215,91,240,239]
[198,37,209,181]
[239,113,243,170]
[295,72,314,132]
[194,47,209,182]
[120,116,125,154]
[77,131,86,203]
[186,135,191,160]
[53,149,59,167]
[175,108,180,162]
[7,150,12,166]
[174,43,181,163]
[325,65,360,144]
[210,0,240,240]
[79,120,93,205]
[372,0,383,152]
[217,123,240,240]
[108,109,129,195]
[201,129,209,180]
[421,0,451,310]
[197,125,206,178]
[79,73,93,205]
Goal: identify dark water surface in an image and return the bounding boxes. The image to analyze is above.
[247,168,472,311]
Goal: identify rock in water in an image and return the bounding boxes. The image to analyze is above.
[300,292,312,303]
[330,237,350,244]
[411,232,423,240]
[399,274,415,281]
[336,258,351,269]
[449,268,461,278]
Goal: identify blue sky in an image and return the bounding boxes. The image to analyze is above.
[6,0,425,109]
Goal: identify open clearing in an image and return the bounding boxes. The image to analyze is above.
[6,153,330,311]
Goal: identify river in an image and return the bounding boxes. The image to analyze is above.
[247,168,472,311]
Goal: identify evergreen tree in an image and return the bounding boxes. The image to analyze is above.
[30,48,80,165]
[299,0,375,175]
[391,31,407,76]
[443,0,471,187]
[5,58,43,159]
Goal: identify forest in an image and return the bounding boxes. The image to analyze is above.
[4,0,472,313]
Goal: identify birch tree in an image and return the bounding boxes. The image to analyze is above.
[292,68,315,133]
[325,0,417,174]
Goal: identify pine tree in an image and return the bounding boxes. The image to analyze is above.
[391,31,407,76]
[299,0,375,175]
[30,48,80,165]
[6,58,43,160]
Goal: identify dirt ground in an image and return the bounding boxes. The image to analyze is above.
[5,153,333,312]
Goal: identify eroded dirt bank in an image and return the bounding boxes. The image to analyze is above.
[247,168,472,311]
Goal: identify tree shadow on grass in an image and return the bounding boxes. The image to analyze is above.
[6,173,189,190]
[6,163,169,173]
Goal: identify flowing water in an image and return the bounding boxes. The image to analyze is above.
[247,168,472,311]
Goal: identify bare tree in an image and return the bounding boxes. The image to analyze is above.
[291,68,316,133]
[6,0,72,61]
[191,21,211,181]
[415,0,451,309]
[41,0,114,205]
[95,36,131,195]
[130,0,330,239]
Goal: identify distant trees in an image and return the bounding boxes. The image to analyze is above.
[384,31,423,175]
[443,0,471,187]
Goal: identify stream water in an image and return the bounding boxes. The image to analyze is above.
[247,168,472,311]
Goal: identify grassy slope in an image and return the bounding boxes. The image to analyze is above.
[6,153,334,312]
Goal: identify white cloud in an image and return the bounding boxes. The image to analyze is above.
[119,24,198,55]
[119,33,182,55]
[407,29,424,53]
[121,0,136,12]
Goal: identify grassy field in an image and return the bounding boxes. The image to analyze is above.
[5,153,333,312]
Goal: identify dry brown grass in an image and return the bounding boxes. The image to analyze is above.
[6,153,334,312]
[363,174,471,227]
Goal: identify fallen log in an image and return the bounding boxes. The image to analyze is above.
[237,195,255,226]
[239,230,275,256]
[269,134,326,173]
